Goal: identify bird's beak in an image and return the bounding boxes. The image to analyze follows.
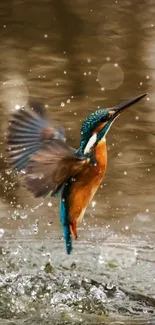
[108,93,147,120]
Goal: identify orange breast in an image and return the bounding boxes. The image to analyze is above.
[69,140,107,225]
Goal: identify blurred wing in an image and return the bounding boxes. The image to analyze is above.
[7,101,66,171]
[22,140,87,198]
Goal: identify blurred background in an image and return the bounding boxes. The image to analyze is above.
[0,1,155,324]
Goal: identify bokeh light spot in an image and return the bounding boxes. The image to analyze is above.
[97,63,124,90]
[1,76,29,111]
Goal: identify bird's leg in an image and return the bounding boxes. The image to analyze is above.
[70,222,78,239]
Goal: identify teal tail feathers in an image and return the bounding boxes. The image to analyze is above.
[60,197,72,254]
[63,223,72,254]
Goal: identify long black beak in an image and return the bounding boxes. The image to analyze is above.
[108,93,147,119]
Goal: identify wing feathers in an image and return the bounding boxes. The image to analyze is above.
[7,102,88,198]
[7,102,66,171]
[23,141,86,197]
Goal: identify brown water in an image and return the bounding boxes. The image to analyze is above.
[0,0,155,324]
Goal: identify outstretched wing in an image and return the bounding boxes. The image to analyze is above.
[7,101,66,171]
[7,101,88,197]
[22,140,87,197]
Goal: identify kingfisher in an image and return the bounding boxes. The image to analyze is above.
[7,93,146,254]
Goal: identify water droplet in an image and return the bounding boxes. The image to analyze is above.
[5,169,12,175]
[44,34,48,38]
[15,104,20,110]
[21,169,26,174]
[20,213,27,220]
[32,219,39,234]
[61,102,65,107]
[48,220,53,226]
[92,201,96,208]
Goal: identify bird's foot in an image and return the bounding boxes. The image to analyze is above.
[70,223,78,239]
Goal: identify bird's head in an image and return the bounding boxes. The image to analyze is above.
[79,93,147,155]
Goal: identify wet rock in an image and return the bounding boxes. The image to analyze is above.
[44,263,54,274]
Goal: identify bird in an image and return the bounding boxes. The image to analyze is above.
[7,93,147,254]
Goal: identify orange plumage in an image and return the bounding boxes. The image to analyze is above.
[68,139,107,237]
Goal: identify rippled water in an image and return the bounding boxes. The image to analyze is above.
[0,0,155,324]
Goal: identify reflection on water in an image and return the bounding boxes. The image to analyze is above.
[0,0,155,324]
